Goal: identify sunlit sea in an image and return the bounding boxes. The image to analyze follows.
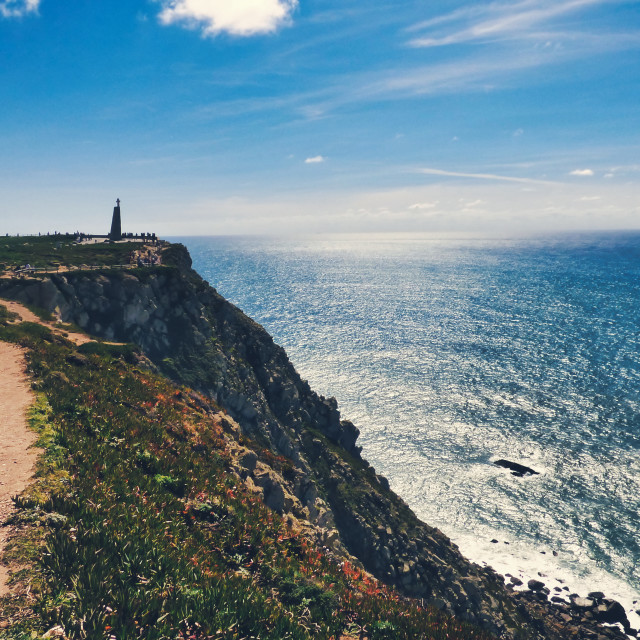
[176,232,640,620]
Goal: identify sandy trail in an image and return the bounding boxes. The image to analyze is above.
[0,342,37,597]
[1,298,93,345]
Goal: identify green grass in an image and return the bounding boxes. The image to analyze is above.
[0,321,497,640]
[0,235,152,271]
[0,303,19,324]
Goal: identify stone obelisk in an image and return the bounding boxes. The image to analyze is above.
[109,198,122,241]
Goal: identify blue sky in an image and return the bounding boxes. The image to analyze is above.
[1,0,639,235]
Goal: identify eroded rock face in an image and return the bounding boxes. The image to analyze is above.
[0,260,361,463]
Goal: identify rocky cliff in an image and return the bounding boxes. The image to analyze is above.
[0,244,632,640]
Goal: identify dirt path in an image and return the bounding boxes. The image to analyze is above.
[0,342,37,597]
[0,299,93,345]
[0,297,100,597]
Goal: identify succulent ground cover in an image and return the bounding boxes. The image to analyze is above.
[0,236,149,272]
[0,308,495,640]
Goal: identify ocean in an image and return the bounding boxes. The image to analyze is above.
[176,231,640,623]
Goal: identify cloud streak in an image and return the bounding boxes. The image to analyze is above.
[157,0,298,36]
[407,0,612,48]
[0,0,39,18]
[305,155,325,164]
[418,167,558,185]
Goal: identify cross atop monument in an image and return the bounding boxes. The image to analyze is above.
[109,198,122,241]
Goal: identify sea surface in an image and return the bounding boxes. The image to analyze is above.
[176,232,640,621]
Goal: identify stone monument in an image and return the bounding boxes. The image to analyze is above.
[109,198,122,241]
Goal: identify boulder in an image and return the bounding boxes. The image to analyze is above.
[593,600,629,628]
[528,579,546,591]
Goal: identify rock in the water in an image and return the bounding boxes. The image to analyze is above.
[528,579,546,591]
[494,459,539,477]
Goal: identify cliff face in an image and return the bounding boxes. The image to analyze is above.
[0,245,617,640]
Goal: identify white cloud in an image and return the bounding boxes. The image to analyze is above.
[305,155,325,164]
[157,178,640,235]
[409,202,437,210]
[0,0,39,18]
[157,0,298,37]
[419,167,557,185]
[570,168,594,176]
[513,128,524,137]
[407,0,609,48]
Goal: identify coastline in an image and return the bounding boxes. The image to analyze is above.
[2,235,637,639]
[183,232,640,635]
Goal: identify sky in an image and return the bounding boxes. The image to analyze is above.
[1,0,639,235]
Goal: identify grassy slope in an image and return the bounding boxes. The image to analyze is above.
[0,307,495,640]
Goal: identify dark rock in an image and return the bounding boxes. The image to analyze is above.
[494,459,539,477]
[239,450,258,472]
[66,352,89,367]
[510,577,523,586]
[593,600,629,628]
[528,579,545,591]
[588,591,605,601]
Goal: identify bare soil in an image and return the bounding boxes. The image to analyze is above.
[1,298,93,345]
[0,342,37,597]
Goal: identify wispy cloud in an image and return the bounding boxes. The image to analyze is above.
[407,0,611,48]
[418,167,558,185]
[570,168,594,176]
[0,0,39,18]
[305,155,325,164]
[157,0,298,37]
